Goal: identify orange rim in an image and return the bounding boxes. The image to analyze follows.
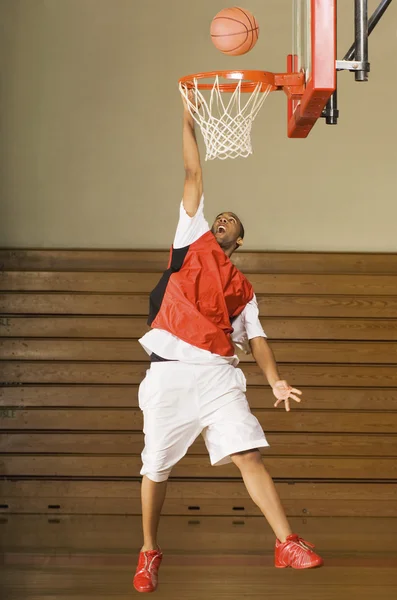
[179,70,305,95]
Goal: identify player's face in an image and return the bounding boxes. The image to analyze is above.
[211,212,242,249]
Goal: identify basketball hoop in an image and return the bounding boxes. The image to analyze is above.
[179,70,304,160]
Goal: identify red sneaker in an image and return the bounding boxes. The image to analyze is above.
[133,547,163,593]
[275,533,324,569]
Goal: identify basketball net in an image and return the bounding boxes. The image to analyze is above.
[179,76,271,160]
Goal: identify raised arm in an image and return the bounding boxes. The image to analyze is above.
[182,95,203,217]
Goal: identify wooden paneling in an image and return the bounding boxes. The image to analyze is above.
[2,432,397,456]
[3,293,397,317]
[1,408,396,433]
[1,249,397,515]
[1,385,395,410]
[2,270,397,295]
[1,514,397,552]
[2,480,397,517]
[2,316,397,340]
[1,455,397,479]
[2,361,397,386]
[2,338,397,363]
[2,248,397,273]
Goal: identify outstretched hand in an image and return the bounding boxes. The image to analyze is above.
[181,87,202,113]
[272,380,302,412]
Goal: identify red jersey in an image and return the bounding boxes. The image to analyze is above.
[148,231,253,356]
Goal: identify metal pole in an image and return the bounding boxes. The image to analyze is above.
[324,89,339,125]
[344,0,394,61]
[323,0,394,124]
[354,0,369,81]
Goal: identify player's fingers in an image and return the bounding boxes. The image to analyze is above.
[273,399,283,407]
[285,399,290,412]
[289,394,301,402]
[275,394,289,402]
[290,388,302,395]
[186,88,202,108]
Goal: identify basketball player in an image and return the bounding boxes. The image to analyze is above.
[133,93,323,593]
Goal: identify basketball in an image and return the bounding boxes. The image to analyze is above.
[210,7,259,56]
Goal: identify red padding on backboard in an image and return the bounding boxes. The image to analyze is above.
[288,0,337,138]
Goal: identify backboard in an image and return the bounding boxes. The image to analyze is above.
[288,0,337,138]
[180,0,391,150]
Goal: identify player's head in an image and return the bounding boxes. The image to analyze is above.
[211,212,245,255]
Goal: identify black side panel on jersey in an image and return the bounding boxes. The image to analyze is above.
[147,245,190,325]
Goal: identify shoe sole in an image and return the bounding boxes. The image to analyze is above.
[133,584,157,593]
[275,562,324,569]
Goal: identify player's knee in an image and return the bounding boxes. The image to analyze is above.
[144,469,171,483]
[141,455,173,482]
[230,448,261,468]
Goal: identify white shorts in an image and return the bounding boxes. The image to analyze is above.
[138,361,270,482]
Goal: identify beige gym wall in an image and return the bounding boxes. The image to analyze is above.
[1,0,396,251]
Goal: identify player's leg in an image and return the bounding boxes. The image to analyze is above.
[134,362,201,592]
[230,448,323,568]
[138,362,200,551]
[140,475,168,551]
[201,364,323,569]
[229,448,292,542]
[201,369,290,540]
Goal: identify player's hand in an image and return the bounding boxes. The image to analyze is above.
[272,380,302,412]
[181,87,202,113]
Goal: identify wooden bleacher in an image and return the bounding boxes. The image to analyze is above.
[1,249,397,517]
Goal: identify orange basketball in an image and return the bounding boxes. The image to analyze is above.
[210,7,259,56]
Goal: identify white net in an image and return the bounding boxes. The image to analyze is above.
[179,76,271,160]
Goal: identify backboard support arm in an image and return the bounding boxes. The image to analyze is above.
[322,0,393,124]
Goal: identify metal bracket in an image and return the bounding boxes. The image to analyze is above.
[336,60,371,72]
[324,0,392,126]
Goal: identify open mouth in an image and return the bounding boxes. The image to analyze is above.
[217,225,226,234]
